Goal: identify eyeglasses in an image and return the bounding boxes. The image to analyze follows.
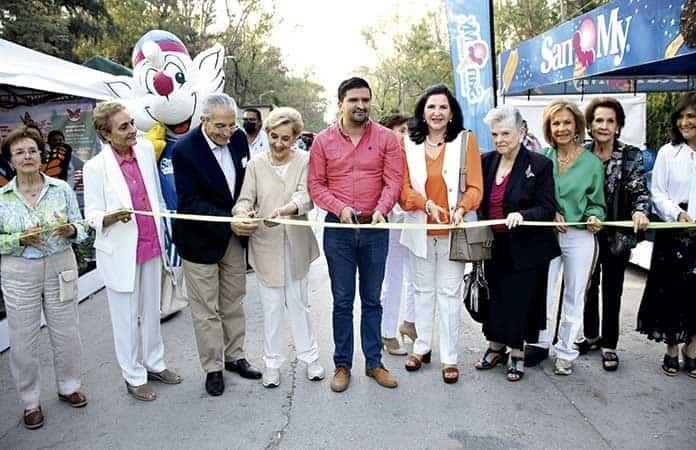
[11,148,40,157]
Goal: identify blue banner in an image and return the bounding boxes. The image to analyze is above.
[500,0,696,96]
[446,0,496,152]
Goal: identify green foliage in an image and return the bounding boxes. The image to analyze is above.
[219,0,327,130]
[359,10,454,120]
[74,0,210,66]
[0,0,110,62]
[646,92,680,150]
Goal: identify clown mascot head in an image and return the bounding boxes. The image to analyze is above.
[105,30,225,212]
[104,30,225,317]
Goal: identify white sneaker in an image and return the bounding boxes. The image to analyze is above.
[262,368,280,388]
[554,357,573,376]
[306,359,325,381]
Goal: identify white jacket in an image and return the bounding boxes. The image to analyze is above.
[399,131,475,258]
[83,140,165,292]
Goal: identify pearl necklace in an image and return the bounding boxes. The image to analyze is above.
[425,135,444,147]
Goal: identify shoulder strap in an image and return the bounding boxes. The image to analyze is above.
[458,130,469,196]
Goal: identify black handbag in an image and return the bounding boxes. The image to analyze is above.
[461,262,489,323]
[449,131,494,262]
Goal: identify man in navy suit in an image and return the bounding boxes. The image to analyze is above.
[172,93,261,396]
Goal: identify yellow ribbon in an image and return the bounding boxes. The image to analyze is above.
[127,209,696,231]
[11,209,696,240]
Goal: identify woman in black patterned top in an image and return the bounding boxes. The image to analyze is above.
[576,97,650,371]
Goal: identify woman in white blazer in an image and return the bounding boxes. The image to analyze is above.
[84,101,181,402]
[399,85,483,384]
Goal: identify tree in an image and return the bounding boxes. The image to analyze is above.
[646,93,680,150]
[74,0,211,67]
[0,0,111,62]
[359,10,454,120]
[218,0,327,130]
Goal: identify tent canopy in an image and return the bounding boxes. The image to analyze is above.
[499,0,696,96]
[0,39,118,108]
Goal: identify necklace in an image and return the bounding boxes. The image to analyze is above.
[557,147,581,173]
[425,135,444,147]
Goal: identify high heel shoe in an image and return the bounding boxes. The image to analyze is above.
[399,321,417,343]
[404,351,431,371]
[382,337,407,355]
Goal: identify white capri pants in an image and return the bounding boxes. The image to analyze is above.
[409,234,466,365]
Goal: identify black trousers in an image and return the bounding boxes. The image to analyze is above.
[584,236,629,349]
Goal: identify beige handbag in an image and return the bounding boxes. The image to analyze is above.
[160,221,188,319]
[449,131,494,262]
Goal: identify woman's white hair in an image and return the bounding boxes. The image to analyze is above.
[483,106,524,130]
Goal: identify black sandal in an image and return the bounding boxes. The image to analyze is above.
[575,338,600,355]
[662,354,679,377]
[682,349,696,379]
[507,357,525,382]
[475,347,509,370]
[601,351,619,372]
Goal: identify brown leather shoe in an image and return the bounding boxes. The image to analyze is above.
[366,364,398,388]
[330,366,351,392]
[125,381,157,401]
[147,369,182,384]
[58,391,88,407]
[23,406,44,429]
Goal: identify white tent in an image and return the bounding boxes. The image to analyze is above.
[0,39,118,351]
[0,39,117,100]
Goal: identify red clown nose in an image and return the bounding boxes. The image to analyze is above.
[153,71,174,96]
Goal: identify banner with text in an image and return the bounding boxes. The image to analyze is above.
[499,0,696,96]
[446,0,496,153]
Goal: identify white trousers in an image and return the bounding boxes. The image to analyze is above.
[105,257,166,386]
[535,228,598,361]
[2,250,81,409]
[380,230,416,338]
[410,235,466,364]
[258,242,319,370]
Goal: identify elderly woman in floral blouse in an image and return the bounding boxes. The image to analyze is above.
[575,97,650,371]
[0,127,88,429]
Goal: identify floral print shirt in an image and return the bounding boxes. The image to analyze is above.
[585,140,650,221]
[0,174,88,258]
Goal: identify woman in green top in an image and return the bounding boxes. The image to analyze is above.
[524,99,606,376]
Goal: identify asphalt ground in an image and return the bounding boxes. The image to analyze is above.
[1,251,695,449]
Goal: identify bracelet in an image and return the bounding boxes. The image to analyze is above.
[424,199,432,215]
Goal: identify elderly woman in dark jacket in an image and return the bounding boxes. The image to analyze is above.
[576,97,650,371]
[474,106,560,381]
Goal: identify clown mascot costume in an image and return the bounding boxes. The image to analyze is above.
[105,30,226,317]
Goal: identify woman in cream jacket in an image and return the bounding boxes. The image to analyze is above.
[233,107,323,388]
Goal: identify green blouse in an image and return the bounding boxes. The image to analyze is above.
[542,147,606,228]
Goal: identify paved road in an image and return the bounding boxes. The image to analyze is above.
[1,253,695,449]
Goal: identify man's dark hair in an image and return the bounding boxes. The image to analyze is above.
[408,84,464,144]
[670,92,696,145]
[243,108,262,122]
[379,114,408,130]
[338,77,371,102]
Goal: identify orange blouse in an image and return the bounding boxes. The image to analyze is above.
[400,134,483,236]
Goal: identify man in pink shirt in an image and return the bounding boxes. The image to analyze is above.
[308,77,403,392]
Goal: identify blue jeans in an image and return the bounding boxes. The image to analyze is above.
[323,214,388,370]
